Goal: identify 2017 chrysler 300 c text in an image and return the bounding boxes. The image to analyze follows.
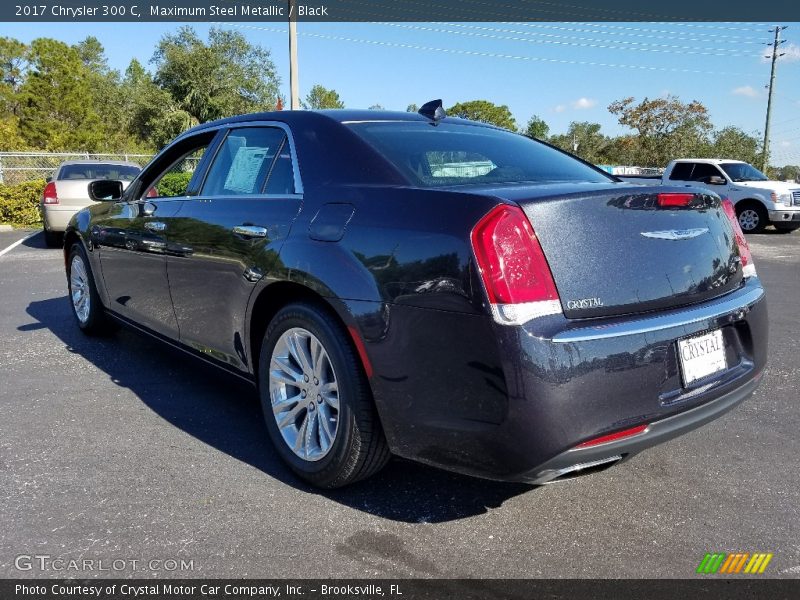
[63,102,767,488]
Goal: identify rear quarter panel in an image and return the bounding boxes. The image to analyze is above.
[269,185,510,455]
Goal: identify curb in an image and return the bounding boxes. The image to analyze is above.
[0,224,14,232]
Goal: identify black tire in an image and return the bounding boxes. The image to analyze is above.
[44,227,62,248]
[735,201,768,234]
[774,223,800,234]
[258,302,390,488]
[66,243,113,335]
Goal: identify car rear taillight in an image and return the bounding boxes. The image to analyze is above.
[146,186,158,198]
[471,204,561,325]
[43,182,58,205]
[720,198,756,278]
[573,423,649,449]
[657,192,694,207]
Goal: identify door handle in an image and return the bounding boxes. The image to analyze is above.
[145,221,166,232]
[232,225,268,238]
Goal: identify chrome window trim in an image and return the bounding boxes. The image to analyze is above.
[552,281,765,343]
[208,194,304,201]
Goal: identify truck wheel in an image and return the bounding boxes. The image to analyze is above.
[258,302,390,488]
[774,223,800,234]
[735,202,767,234]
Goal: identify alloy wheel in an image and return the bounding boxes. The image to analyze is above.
[738,209,760,232]
[269,327,340,461]
[70,255,91,324]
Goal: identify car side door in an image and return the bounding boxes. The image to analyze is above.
[668,162,729,191]
[92,131,219,338]
[164,123,304,371]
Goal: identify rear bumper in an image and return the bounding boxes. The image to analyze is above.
[526,371,761,484]
[42,206,81,232]
[367,278,767,482]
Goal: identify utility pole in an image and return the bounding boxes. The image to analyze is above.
[762,25,787,172]
[288,0,300,110]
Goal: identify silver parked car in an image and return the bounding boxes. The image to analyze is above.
[41,161,141,247]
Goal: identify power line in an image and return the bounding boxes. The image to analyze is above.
[380,22,759,57]
[442,23,764,50]
[223,23,756,77]
[340,0,769,33]
[510,21,767,42]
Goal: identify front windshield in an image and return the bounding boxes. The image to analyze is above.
[347,121,613,187]
[719,162,768,182]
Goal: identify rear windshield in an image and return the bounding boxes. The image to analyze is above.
[58,164,140,181]
[347,121,612,187]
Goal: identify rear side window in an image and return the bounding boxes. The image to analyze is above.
[347,121,612,187]
[202,127,287,196]
[265,143,296,195]
[691,163,723,181]
[59,164,140,181]
[668,163,693,180]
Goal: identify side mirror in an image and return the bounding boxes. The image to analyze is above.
[88,180,124,202]
[707,175,727,185]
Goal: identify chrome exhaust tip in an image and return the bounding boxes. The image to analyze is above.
[530,455,623,485]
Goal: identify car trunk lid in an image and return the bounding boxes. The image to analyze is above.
[492,183,744,319]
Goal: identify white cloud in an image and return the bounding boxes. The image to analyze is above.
[782,43,800,62]
[732,85,760,98]
[762,43,800,63]
[554,104,566,113]
[571,97,597,110]
[779,141,792,148]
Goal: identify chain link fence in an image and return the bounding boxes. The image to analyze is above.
[0,152,154,185]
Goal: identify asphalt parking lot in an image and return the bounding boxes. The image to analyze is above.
[0,229,798,579]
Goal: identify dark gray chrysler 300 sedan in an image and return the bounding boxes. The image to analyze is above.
[63,102,767,488]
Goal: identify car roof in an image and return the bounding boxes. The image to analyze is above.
[177,109,503,140]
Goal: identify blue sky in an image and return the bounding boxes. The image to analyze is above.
[6,20,800,164]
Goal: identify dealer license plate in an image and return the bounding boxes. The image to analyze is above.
[677,329,727,386]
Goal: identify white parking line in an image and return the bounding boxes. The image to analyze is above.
[0,231,40,258]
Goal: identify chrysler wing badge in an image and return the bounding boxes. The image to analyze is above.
[640,228,709,241]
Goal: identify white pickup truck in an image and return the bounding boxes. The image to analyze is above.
[618,158,800,234]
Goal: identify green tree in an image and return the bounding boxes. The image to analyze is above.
[0,37,28,116]
[0,116,28,150]
[708,126,760,164]
[152,26,280,124]
[406,103,418,112]
[124,59,191,150]
[773,164,799,181]
[74,36,136,152]
[550,122,607,163]
[523,114,549,139]
[18,38,102,150]
[599,134,639,166]
[447,100,516,130]
[608,95,712,167]
[368,103,384,110]
[303,84,344,109]
[75,36,108,73]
